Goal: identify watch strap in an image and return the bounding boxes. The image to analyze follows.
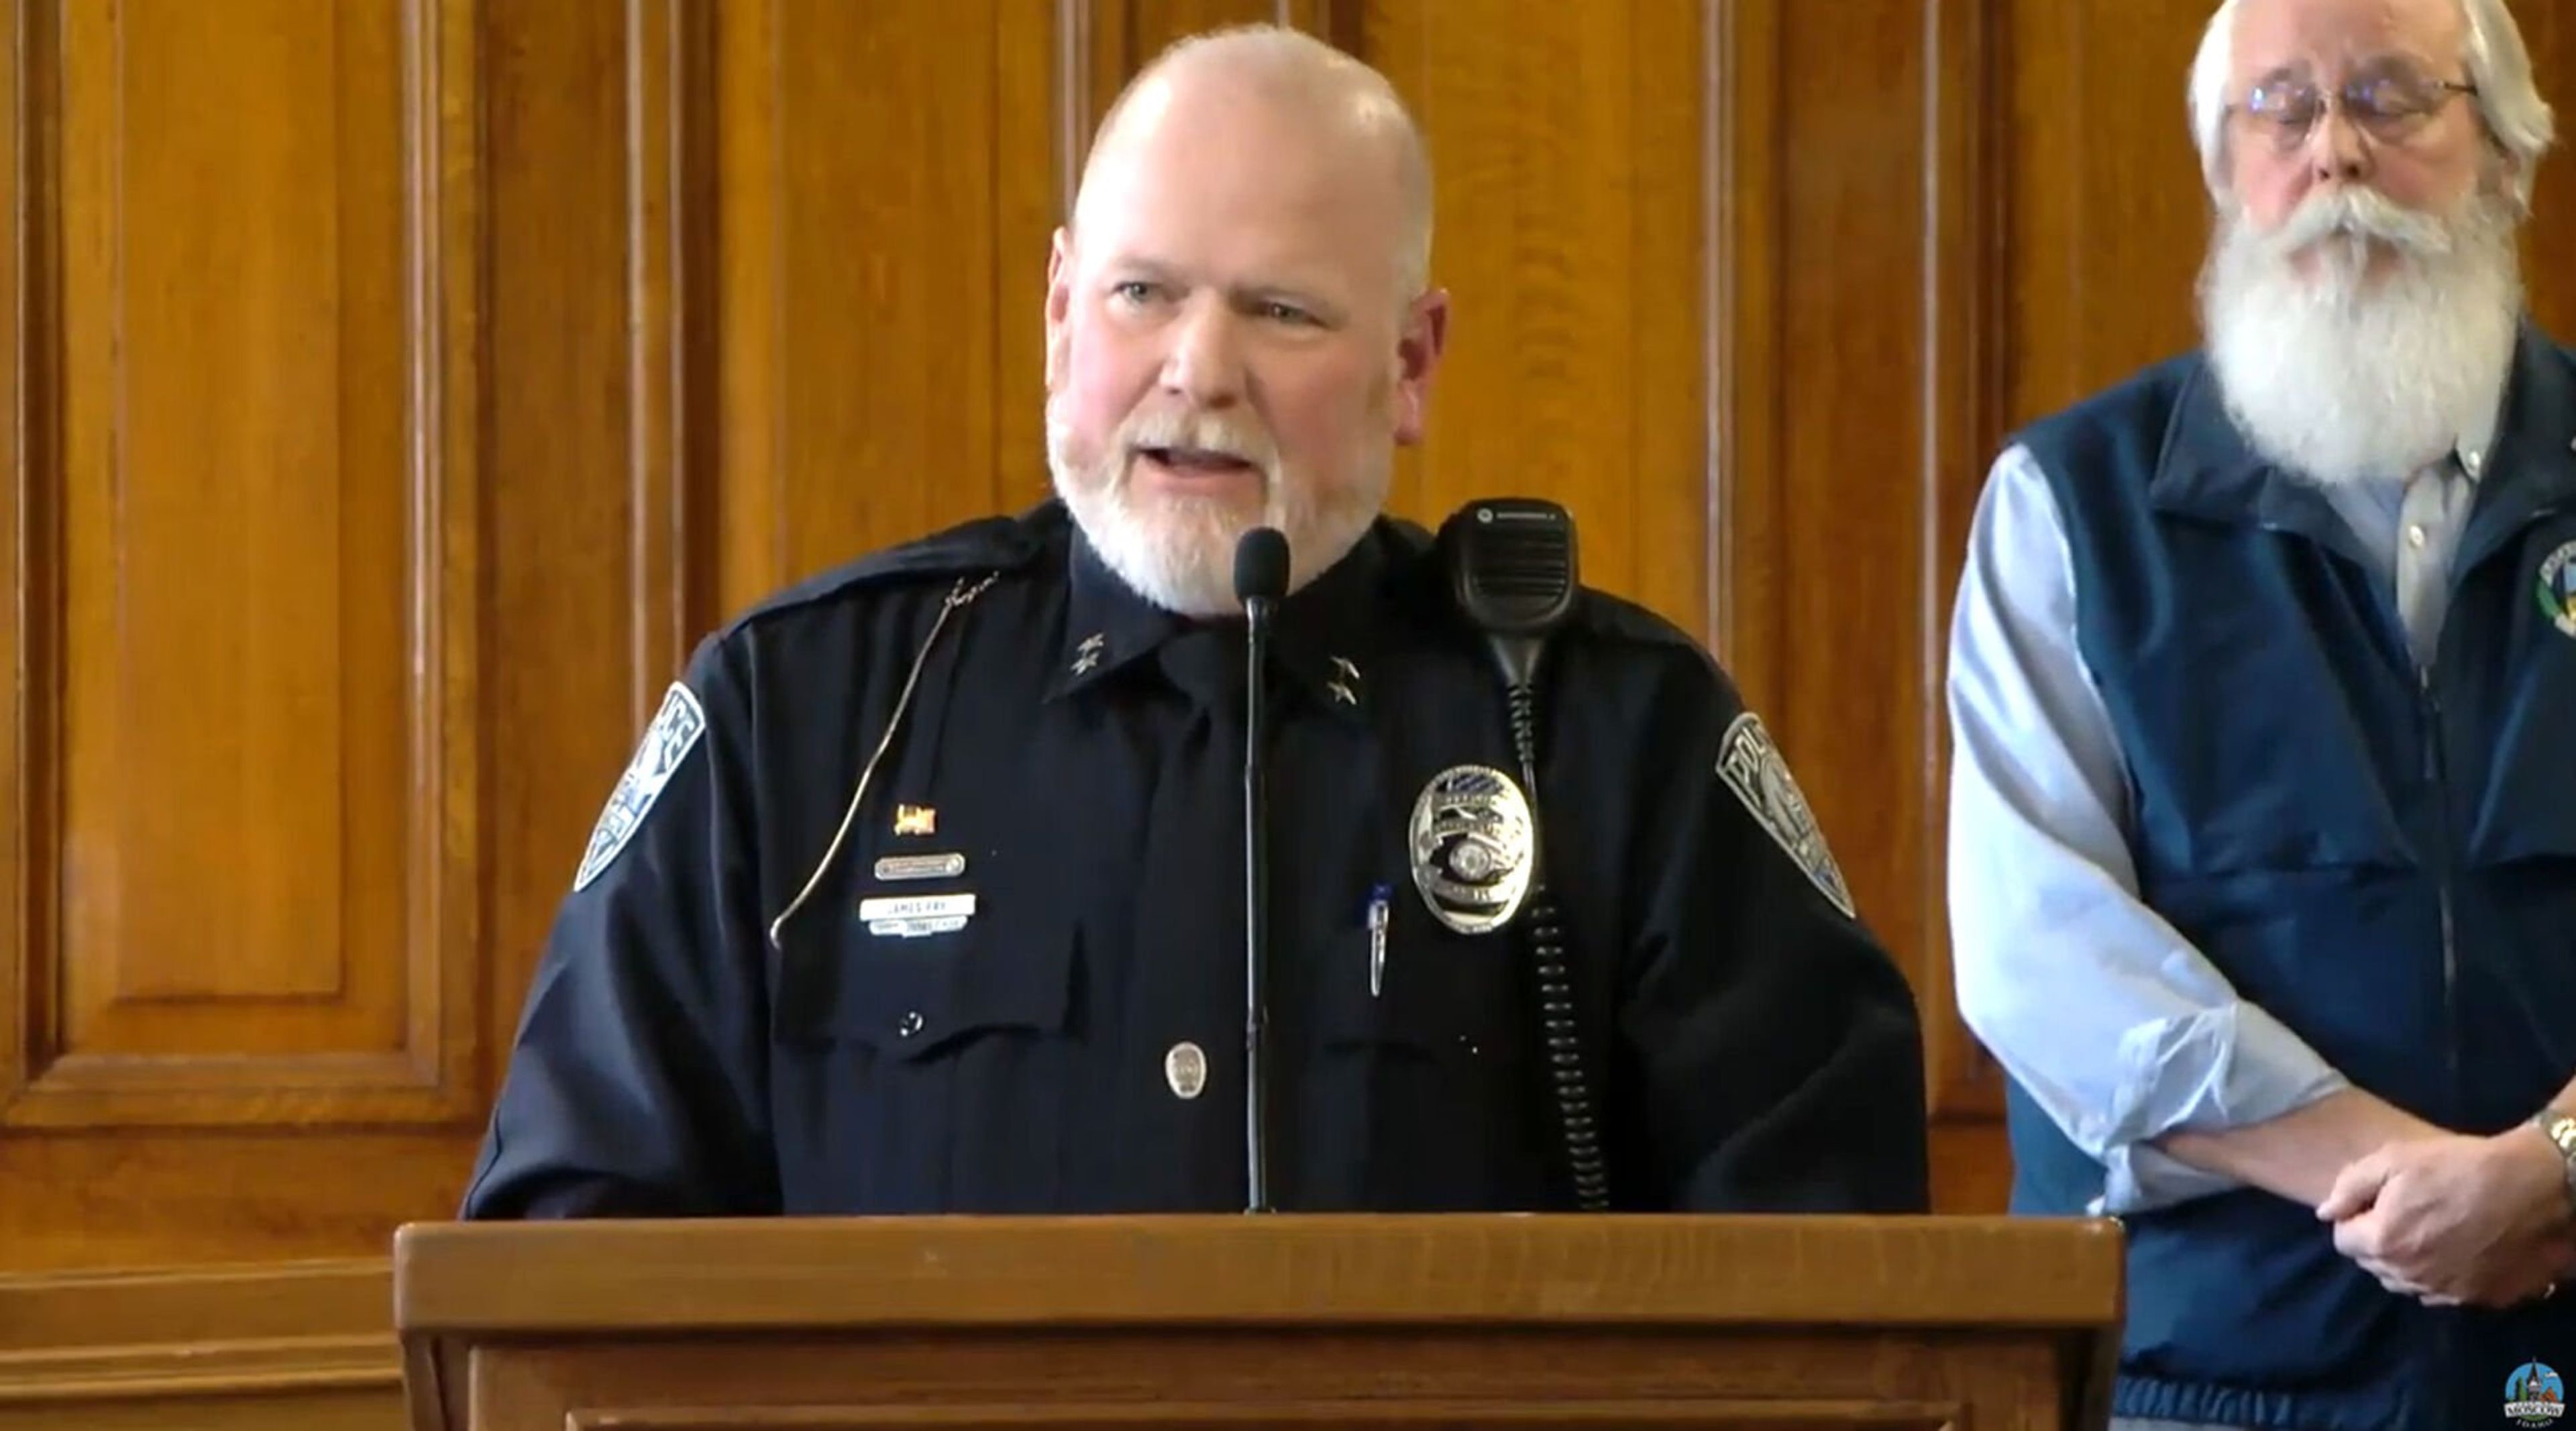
[2530,1108,2576,1214]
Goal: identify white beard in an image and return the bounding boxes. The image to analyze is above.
[2199,184,2522,487]
[1046,403,1385,617]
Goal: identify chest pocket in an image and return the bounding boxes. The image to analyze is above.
[1318,910,1528,1061]
[1300,894,1547,1208]
[2463,599,2576,869]
[767,902,1077,1213]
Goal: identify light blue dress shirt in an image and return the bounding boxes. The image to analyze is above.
[1945,430,2486,1214]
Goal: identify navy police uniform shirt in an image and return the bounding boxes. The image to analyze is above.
[460,499,1931,1217]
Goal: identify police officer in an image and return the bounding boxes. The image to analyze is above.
[463,23,1929,1221]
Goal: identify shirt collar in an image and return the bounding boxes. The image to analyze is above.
[1047,525,1395,721]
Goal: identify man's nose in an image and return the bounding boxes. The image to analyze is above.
[1159,297,1246,408]
[2304,105,2372,186]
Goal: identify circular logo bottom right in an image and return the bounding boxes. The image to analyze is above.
[2508,1361,2567,1428]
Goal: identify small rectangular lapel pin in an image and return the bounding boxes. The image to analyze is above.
[874,852,966,882]
[892,804,936,836]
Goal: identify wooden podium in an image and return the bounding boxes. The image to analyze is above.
[393,1214,2123,1430]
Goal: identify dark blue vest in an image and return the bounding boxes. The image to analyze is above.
[2008,325,2576,1431]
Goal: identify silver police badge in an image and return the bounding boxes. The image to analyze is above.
[1714,710,1856,920]
[1408,765,1536,935]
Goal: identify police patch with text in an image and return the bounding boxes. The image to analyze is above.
[1714,710,1856,920]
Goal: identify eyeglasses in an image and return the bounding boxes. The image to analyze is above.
[2232,68,2477,150]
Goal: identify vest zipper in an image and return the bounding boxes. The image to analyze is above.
[2420,661,2465,1431]
[2418,665,2459,1112]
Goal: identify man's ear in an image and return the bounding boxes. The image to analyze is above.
[2491,144,2536,219]
[1392,288,1450,446]
[1044,227,1075,390]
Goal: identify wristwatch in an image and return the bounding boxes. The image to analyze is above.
[2529,1108,2576,1215]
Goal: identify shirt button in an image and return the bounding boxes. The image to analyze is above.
[1165,1041,1208,1100]
[2406,524,2427,549]
[896,1010,924,1039]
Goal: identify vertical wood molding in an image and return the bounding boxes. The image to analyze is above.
[0,0,64,1122]
[625,0,718,715]
[711,0,782,619]
[1706,0,1782,701]
[1055,0,1095,219]
[625,0,684,729]
[1707,0,2008,1165]
[1919,0,2008,1120]
[422,0,489,1128]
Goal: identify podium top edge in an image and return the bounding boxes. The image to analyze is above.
[390,1213,2124,1336]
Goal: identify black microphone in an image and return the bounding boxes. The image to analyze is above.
[1232,525,1290,1214]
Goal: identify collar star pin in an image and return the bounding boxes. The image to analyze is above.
[1328,680,1358,706]
[1072,633,1106,675]
[1331,655,1361,684]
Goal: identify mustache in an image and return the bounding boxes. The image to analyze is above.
[1118,409,1279,470]
[2262,186,2455,258]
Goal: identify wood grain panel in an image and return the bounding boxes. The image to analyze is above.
[2004,1,2207,429]
[712,0,1057,617]
[0,1259,399,1431]
[2528,1,2576,329]
[0,1393,398,1431]
[558,1408,1959,1431]
[0,1133,475,1273]
[409,1219,2111,1430]
[1362,2,1711,639]
[3,0,695,1269]
[471,1336,1999,1431]
[1,0,481,1130]
[1763,0,1938,1026]
[478,0,715,1096]
[1919,0,2009,1122]
[1709,0,1991,1147]
[394,1215,2123,1330]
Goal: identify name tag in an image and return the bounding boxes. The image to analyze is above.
[857,893,975,939]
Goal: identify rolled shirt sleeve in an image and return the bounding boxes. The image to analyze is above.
[1945,443,2349,1214]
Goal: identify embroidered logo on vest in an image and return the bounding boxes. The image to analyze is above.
[2538,540,2576,639]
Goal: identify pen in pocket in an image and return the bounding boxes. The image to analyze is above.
[1366,883,1391,998]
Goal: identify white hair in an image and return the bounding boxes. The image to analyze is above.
[2187,0,2557,212]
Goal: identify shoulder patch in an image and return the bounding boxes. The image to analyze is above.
[574,682,708,892]
[1713,710,1856,920]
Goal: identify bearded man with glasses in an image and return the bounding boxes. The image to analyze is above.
[1944,0,2575,1428]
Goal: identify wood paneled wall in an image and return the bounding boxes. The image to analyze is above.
[5,3,2575,1416]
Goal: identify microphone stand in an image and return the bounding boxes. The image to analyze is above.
[1242,588,1274,1214]
[1233,525,1288,1216]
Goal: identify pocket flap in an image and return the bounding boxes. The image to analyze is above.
[774,908,1073,1061]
